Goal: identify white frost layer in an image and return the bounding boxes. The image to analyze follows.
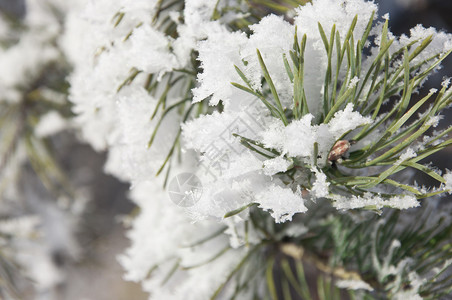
[336,279,374,291]
[263,156,291,176]
[261,104,371,166]
[35,111,68,137]
[444,170,452,194]
[255,185,307,223]
[333,193,420,210]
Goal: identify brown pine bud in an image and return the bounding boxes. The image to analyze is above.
[328,140,351,161]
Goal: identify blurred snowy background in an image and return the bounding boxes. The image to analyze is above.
[0,0,450,299]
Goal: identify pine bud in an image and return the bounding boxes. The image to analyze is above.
[328,140,352,161]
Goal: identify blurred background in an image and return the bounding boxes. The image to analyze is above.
[0,0,450,299]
